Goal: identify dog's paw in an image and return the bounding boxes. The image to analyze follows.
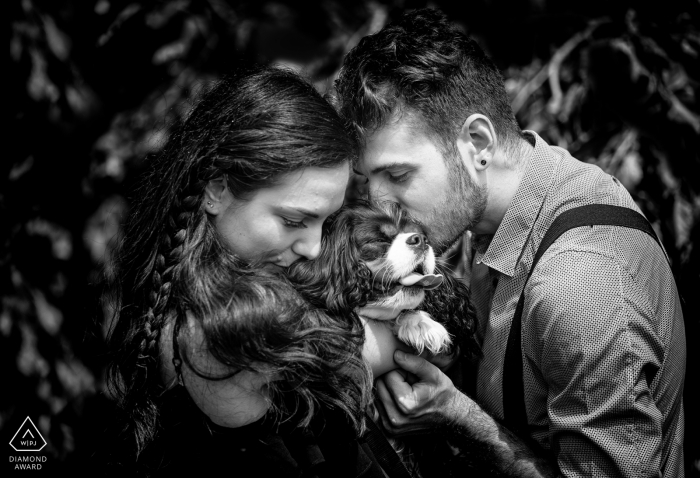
[396,311,452,355]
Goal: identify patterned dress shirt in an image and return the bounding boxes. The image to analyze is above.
[470,131,686,477]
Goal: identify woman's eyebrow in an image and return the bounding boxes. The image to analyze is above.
[282,207,319,219]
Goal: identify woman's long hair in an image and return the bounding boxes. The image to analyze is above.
[105,65,367,456]
[175,253,370,433]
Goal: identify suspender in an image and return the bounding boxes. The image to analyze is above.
[502,204,665,437]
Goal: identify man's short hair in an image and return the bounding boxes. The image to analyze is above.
[335,8,525,153]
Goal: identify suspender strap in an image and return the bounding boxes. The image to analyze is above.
[502,204,664,436]
[363,414,413,478]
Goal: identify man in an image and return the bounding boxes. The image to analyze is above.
[335,8,686,477]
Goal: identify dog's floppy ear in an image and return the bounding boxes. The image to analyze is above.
[421,264,481,361]
[288,208,372,315]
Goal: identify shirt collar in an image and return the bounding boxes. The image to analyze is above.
[473,131,560,277]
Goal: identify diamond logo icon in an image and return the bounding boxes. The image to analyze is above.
[9,417,47,452]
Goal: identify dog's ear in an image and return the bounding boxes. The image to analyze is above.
[421,265,481,361]
[288,209,372,315]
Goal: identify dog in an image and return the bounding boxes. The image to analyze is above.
[288,200,479,473]
[288,201,479,476]
[290,200,477,359]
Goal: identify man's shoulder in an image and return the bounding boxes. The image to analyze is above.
[523,157,672,323]
[527,221,669,304]
[524,136,642,230]
[535,146,645,245]
[553,156,630,205]
[523,222,678,340]
[537,219,662,269]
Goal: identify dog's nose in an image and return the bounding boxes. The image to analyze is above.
[406,233,429,250]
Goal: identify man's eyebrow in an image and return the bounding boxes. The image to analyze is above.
[369,162,413,175]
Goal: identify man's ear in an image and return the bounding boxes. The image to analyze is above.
[455,114,497,172]
[203,177,229,215]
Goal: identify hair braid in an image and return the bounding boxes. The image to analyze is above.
[123,174,209,454]
[144,179,206,342]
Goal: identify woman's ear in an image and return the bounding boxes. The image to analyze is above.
[203,178,229,215]
[455,114,497,172]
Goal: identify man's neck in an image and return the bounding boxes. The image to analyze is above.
[475,137,534,235]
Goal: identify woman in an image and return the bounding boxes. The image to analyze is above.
[103,66,393,476]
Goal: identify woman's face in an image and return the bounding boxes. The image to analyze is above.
[208,165,349,269]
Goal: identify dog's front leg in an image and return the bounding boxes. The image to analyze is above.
[395,310,452,355]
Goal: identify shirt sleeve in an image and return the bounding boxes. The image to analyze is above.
[524,249,665,478]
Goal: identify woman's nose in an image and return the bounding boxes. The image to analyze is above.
[292,227,322,260]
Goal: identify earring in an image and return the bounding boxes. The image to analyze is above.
[207,201,213,207]
[480,160,486,166]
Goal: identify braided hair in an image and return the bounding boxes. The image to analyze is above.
[105,65,364,456]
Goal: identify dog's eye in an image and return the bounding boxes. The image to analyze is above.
[362,243,389,261]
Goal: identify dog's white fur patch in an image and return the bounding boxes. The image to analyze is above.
[384,233,435,277]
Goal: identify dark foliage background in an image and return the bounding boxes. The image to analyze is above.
[4,0,699,474]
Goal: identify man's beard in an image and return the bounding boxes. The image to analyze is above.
[423,155,488,256]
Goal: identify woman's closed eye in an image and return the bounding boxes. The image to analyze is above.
[282,217,308,229]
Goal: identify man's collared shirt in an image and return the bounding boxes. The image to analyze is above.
[470,131,686,477]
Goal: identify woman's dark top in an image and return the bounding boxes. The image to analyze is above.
[95,387,389,478]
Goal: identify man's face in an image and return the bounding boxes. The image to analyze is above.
[359,119,487,255]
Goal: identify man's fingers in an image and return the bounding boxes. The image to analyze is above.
[375,379,403,431]
[424,345,461,371]
[382,368,412,395]
[378,371,414,413]
[375,375,394,406]
[373,389,391,427]
[393,350,439,381]
[382,369,425,416]
[393,367,409,381]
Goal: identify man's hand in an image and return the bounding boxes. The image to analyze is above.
[421,344,461,372]
[374,349,471,436]
[375,351,556,477]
